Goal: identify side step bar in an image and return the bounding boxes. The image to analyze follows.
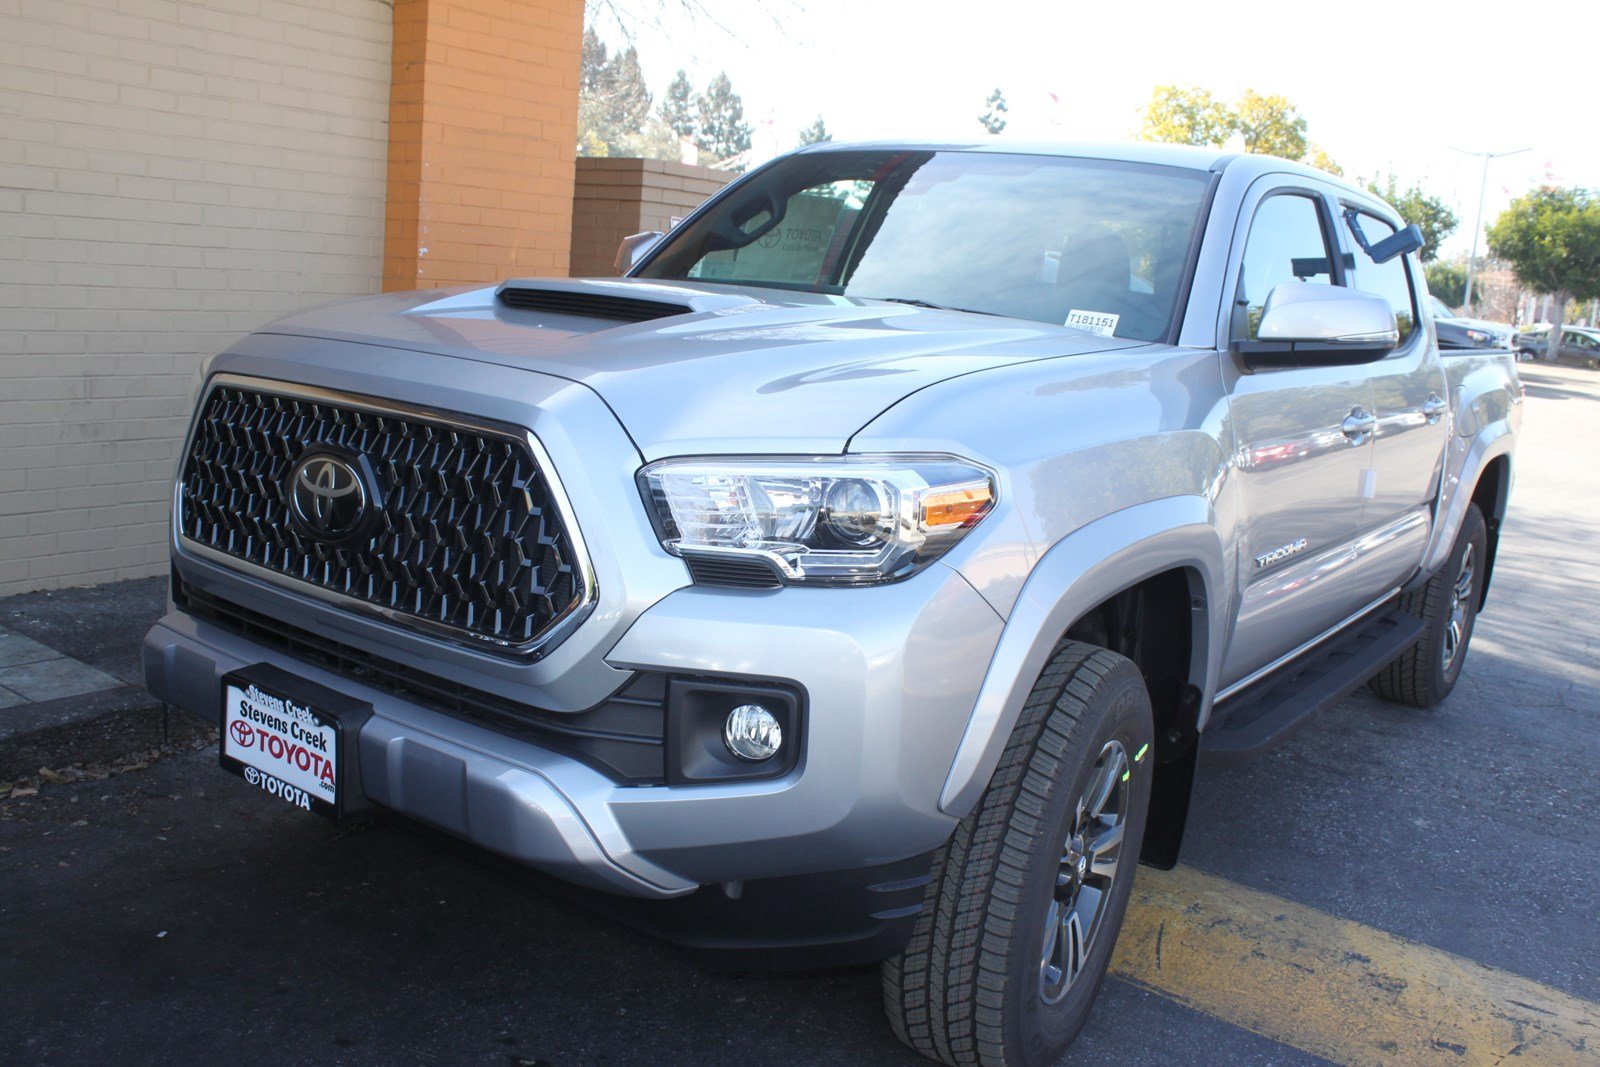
[1202,607,1425,765]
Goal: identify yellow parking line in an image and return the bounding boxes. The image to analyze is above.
[1111,866,1600,1065]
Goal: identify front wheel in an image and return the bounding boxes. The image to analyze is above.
[1370,503,1487,707]
[883,642,1154,1066]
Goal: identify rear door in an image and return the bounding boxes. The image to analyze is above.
[1220,184,1379,686]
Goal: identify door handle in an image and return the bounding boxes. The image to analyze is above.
[1342,408,1377,443]
[1421,394,1447,424]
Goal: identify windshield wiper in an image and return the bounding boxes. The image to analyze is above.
[865,296,1004,318]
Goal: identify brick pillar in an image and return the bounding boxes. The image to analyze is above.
[383,0,583,291]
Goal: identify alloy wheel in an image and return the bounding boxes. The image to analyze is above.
[1443,543,1476,674]
[1038,739,1130,1005]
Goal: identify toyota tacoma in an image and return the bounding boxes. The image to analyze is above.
[145,141,1521,1065]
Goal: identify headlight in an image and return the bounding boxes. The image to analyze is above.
[639,455,996,585]
[1465,328,1491,344]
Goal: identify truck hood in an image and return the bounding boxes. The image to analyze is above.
[260,278,1140,458]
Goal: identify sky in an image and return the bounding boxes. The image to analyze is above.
[591,0,1599,260]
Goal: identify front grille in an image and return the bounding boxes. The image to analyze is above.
[178,384,585,652]
[177,578,666,783]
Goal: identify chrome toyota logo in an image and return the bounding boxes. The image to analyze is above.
[288,453,368,539]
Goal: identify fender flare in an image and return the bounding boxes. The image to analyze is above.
[1418,418,1515,580]
[937,496,1227,818]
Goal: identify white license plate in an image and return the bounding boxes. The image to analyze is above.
[222,681,340,814]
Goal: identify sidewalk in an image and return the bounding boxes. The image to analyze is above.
[0,576,208,780]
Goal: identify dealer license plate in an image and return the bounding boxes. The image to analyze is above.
[220,670,353,818]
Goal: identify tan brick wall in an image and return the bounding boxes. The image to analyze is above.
[382,0,584,290]
[0,0,392,594]
[570,158,731,277]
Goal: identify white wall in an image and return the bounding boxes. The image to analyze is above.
[0,0,391,593]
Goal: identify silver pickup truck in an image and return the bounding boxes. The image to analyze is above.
[144,142,1520,1066]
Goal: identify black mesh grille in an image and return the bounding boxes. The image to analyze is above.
[179,385,584,650]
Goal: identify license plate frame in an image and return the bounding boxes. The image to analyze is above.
[219,663,373,821]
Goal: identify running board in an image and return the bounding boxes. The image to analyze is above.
[1202,608,1425,765]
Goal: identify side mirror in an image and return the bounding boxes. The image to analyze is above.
[1368,224,1424,264]
[1236,281,1399,369]
[614,231,664,275]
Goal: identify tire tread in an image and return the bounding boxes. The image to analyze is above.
[882,642,1138,1066]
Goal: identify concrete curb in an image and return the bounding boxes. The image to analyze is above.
[0,685,212,781]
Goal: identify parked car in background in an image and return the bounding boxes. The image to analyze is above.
[1428,295,1515,350]
[1517,324,1600,368]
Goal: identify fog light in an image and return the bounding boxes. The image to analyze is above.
[724,704,782,762]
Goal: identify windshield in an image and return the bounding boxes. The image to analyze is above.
[1430,295,1456,320]
[637,150,1213,342]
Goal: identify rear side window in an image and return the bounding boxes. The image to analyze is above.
[1344,211,1417,343]
[1236,194,1335,340]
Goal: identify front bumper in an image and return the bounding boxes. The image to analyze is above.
[144,563,1003,900]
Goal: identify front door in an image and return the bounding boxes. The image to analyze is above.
[1221,187,1379,687]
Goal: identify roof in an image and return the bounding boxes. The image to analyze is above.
[799,138,1234,171]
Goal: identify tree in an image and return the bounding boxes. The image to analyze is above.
[1488,186,1600,353]
[1233,90,1307,160]
[1304,144,1343,177]
[1362,173,1458,263]
[662,69,696,141]
[578,29,653,157]
[1425,261,1469,308]
[1137,85,1233,147]
[695,71,752,167]
[798,115,832,146]
[978,88,1008,135]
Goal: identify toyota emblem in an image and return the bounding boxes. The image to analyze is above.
[243,766,261,785]
[288,453,369,540]
[229,720,254,748]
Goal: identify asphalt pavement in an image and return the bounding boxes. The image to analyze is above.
[2,362,1597,1065]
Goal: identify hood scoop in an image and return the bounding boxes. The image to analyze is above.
[497,282,693,323]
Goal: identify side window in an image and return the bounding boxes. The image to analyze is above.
[1236,194,1336,339]
[1344,211,1417,343]
[687,179,872,287]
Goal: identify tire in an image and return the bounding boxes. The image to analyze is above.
[883,642,1155,1066]
[1369,503,1488,707]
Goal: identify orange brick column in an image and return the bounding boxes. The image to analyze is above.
[383,0,583,291]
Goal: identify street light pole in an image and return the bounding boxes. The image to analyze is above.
[1450,146,1529,312]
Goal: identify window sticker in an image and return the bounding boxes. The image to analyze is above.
[1066,309,1119,337]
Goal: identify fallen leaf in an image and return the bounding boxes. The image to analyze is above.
[9,787,37,799]
[38,767,64,784]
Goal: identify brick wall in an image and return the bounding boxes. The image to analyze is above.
[570,158,731,277]
[383,0,584,290]
[0,0,392,594]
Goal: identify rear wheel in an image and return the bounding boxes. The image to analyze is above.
[1370,503,1487,707]
[883,642,1154,1066]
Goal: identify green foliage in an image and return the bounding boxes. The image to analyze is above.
[695,71,753,168]
[1303,144,1342,177]
[978,88,1008,135]
[1137,86,1323,171]
[578,29,653,157]
[1362,173,1458,263]
[1488,186,1600,300]
[1425,261,1469,308]
[798,115,832,146]
[1233,90,1307,159]
[1137,85,1233,147]
[663,69,696,141]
